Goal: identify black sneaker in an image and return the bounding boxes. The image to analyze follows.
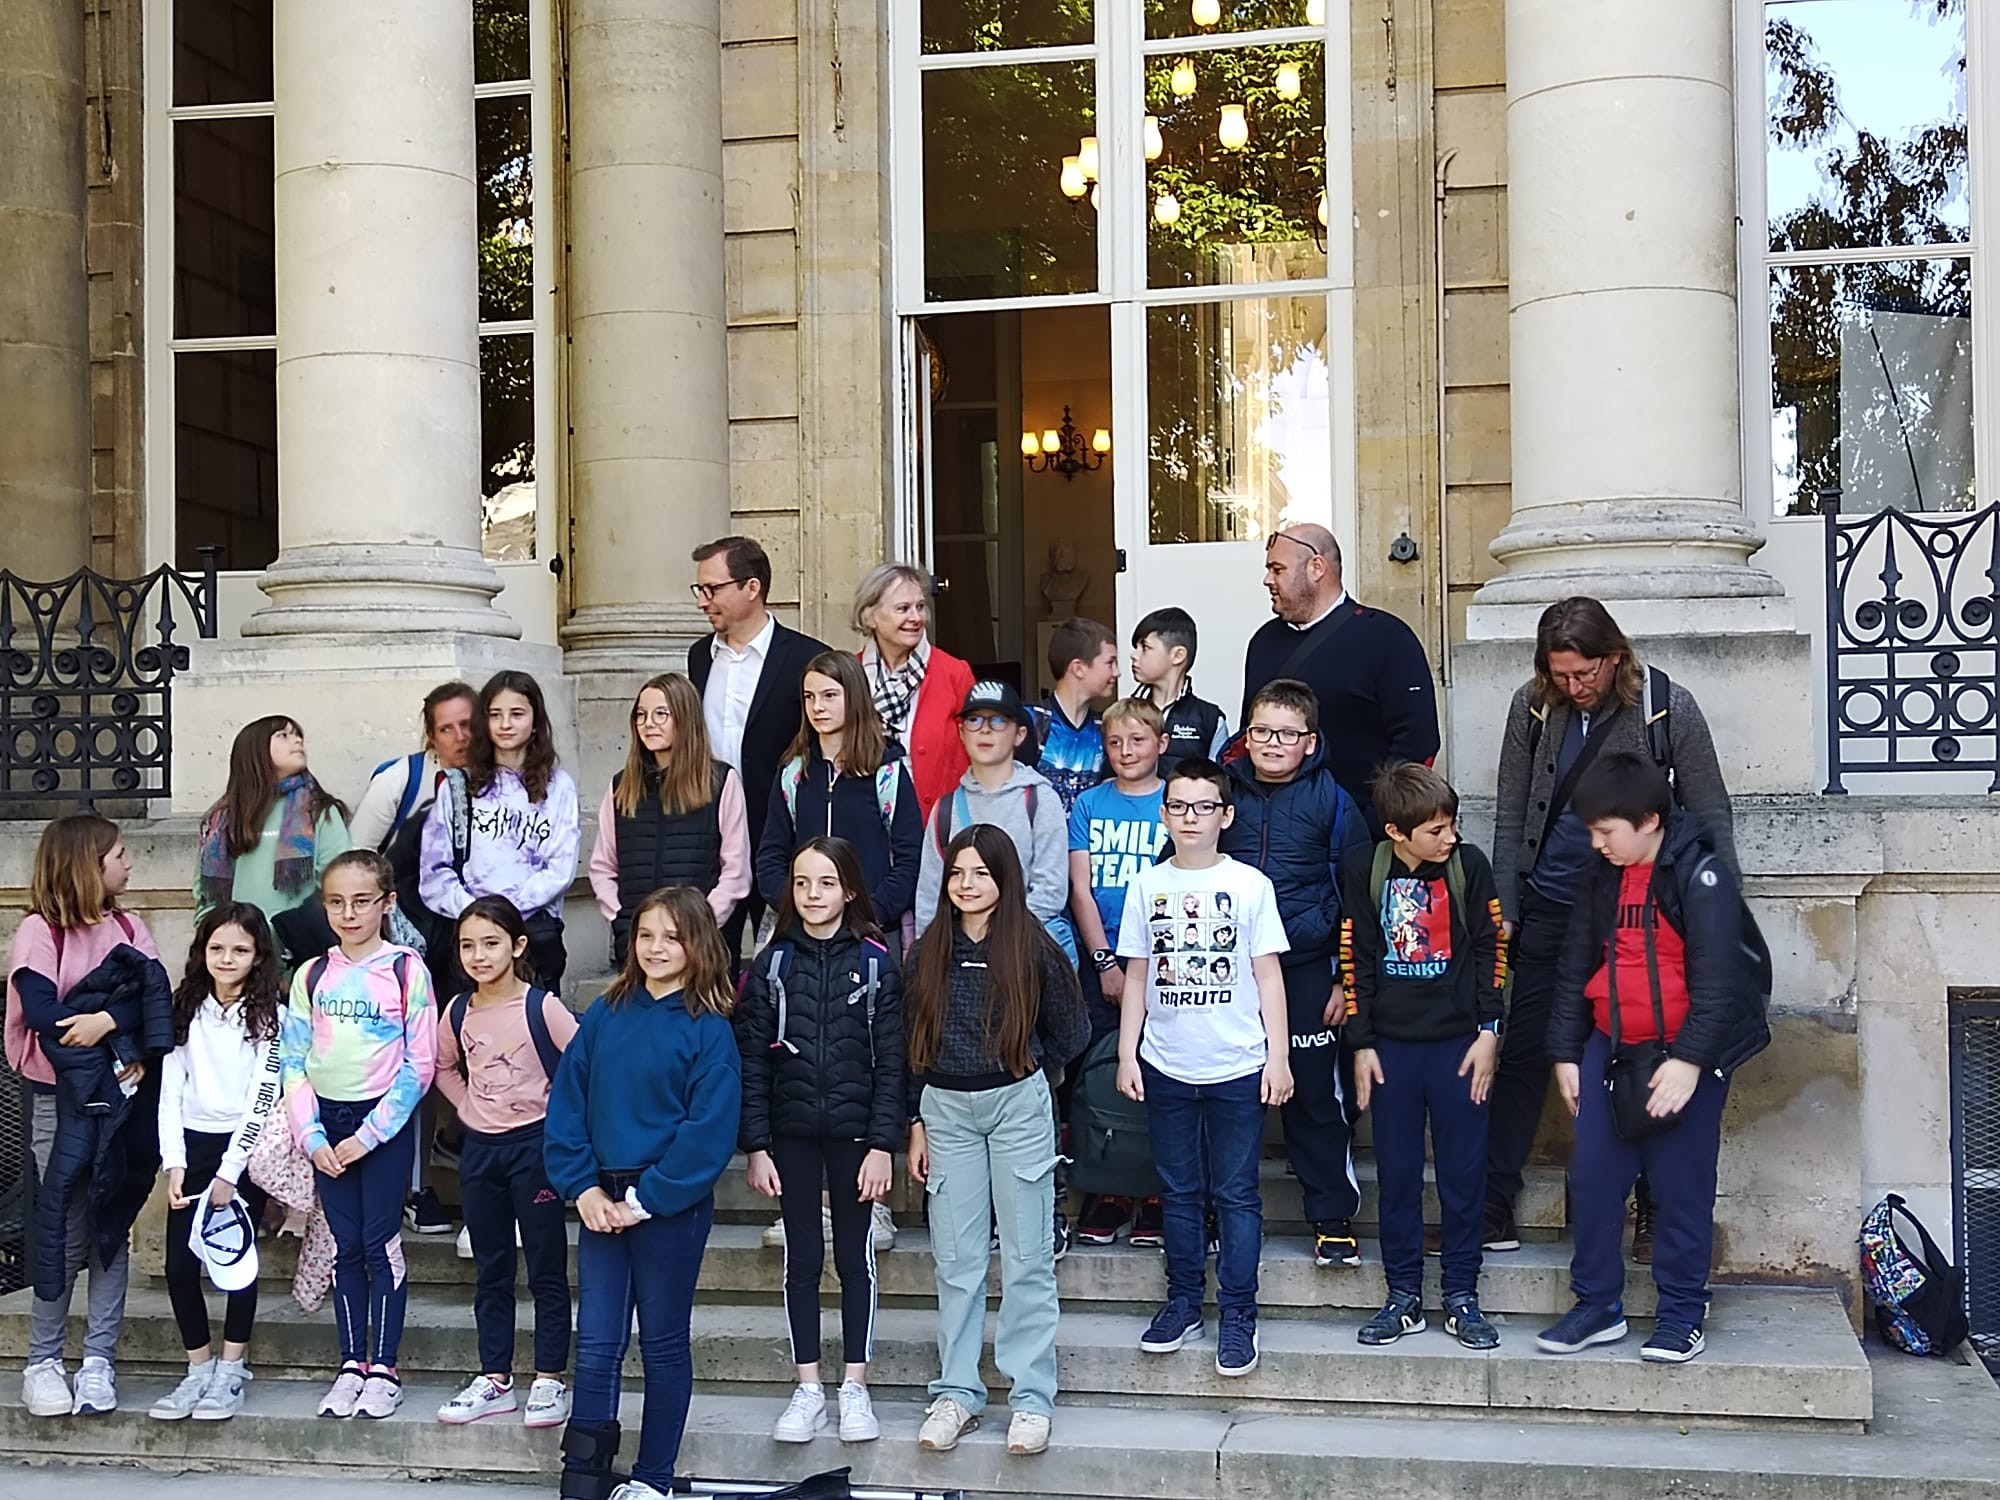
[1357,1291,1427,1346]
[1535,1301,1628,1354]
[403,1188,452,1236]
[1215,1308,1259,1377]
[1482,1203,1521,1252]
[1076,1196,1132,1246]
[1052,1209,1071,1263]
[1631,1180,1655,1266]
[1129,1198,1165,1249]
[1139,1297,1205,1353]
[1312,1220,1362,1267]
[1640,1323,1705,1364]
[1444,1294,1500,1350]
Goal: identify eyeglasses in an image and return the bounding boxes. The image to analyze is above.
[958,712,1016,732]
[1163,799,1225,818]
[324,894,387,917]
[1245,725,1309,746]
[689,578,749,603]
[1269,529,1322,558]
[1549,658,1610,689]
[633,707,675,725]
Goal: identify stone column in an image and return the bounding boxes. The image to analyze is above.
[559,0,732,793]
[242,0,512,638]
[0,0,91,579]
[560,0,729,670]
[1453,0,1811,794]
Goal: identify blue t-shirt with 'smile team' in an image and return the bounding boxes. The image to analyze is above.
[1067,781,1167,948]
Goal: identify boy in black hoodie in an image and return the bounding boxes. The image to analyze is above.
[1340,763,1506,1350]
[1534,751,1769,1366]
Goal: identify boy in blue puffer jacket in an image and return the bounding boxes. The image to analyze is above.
[1218,679,1371,1267]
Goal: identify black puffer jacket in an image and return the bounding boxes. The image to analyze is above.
[1550,811,1771,1076]
[735,930,905,1152]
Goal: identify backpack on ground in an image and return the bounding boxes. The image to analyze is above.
[1860,1193,1968,1356]
[447,987,563,1081]
[1067,1032,1161,1199]
[779,757,901,837]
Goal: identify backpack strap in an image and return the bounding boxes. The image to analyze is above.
[110,911,135,943]
[855,946,884,1070]
[1025,783,1039,823]
[523,987,562,1079]
[1368,841,1395,911]
[766,947,796,1055]
[389,751,428,839]
[447,991,471,1075]
[444,768,473,875]
[305,956,330,1002]
[1444,848,1467,931]
[874,763,901,835]
[779,757,806,826]
[1643,665,1675,776]
[1527,701,1549,762]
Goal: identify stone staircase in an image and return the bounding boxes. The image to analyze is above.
[6,1148,1993,1499]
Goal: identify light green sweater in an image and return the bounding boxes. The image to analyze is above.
[194,804,350,923]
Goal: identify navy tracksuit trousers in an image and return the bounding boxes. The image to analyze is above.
[1370,1034,1488,1300]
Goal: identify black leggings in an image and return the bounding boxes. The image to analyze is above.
[771,1136,876,1366]
[164,1130,269,1352]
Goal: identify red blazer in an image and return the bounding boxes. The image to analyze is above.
[862,644,975,822]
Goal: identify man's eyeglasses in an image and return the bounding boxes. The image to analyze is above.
[325,894,387,917]
[689,578,749,604]
[1245,725,1309,746]
[1164,799,1226,818]
[1549,658,1609,690]
[1269,529,1322,558]
[633,707,674,725]
[958,712,1016,733]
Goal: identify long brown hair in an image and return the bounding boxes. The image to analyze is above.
[173,902,284,1046]
[905,824,1069,1077]
[468,670,561,802]
[28,813,122,929]
[211,716,346,857]
[604,886,734,1018]
[613,672,717,820]
[782,650,889,776]
[772,836,882,942]
[1531,597,1644,711]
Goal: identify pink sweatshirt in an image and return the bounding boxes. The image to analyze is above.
[434,988,580,1134]
[5,911,163,1087]
[588,768,752,926]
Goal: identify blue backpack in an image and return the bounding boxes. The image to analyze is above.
[369,752,431,846]
[447,986,564,1081]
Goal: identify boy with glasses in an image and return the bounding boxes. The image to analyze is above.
[1114,758,1292,1378]
[1217,679,1371,1268]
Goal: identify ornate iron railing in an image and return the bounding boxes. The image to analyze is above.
[0,550,220,805]
[1823,499,2000,792]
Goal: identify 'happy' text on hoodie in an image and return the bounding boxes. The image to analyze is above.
[281,944,439,1156]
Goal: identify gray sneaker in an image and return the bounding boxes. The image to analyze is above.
[318,1365,368,1418]
[355,1371,403,1419]
[192,1359,250,1420]
[149,1361,215,1421]
[71,1356,117,1416]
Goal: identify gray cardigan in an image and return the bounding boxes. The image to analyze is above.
[1490,675,1737,923]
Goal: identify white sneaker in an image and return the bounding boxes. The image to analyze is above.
[355,1371,403,1419]
[191,1359,250,1421]
[22,1359,69,1418]
[71,1356,117,1416]
[523,1377,570,1428]
[761,1216,786,1248]
[455,1224,473,1259]
[838,1380,879,1442]
[318,1365,367,1418]
[149,1361,215,1421]
[607,1483,671,1500]
[1007,1410,1051,1455]
[437,1373,517,1425]
[773,1382,828,1442]
[917,1395,979,1451]
[871,1202,897,1251]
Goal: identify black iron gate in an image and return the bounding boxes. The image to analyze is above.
[0,550,219,806]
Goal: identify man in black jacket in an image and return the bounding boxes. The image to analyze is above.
[1239,526,1439,834]
[1534,751,1768,1367]
[687,535,830,957]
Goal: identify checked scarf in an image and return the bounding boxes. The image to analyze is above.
[197,771,323,909]
[865,638,929,745]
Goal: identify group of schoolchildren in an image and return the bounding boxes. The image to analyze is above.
[2,598,1768,1500]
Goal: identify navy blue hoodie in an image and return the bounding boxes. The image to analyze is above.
[1216,734,1372,969]
[755,742,924,925]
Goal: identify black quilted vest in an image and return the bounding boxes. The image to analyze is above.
[611,762,728,958]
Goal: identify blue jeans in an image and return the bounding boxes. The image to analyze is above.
[1142,1060,1264,1312]
[568,1194,713,1489]
[315,1097,415,1366]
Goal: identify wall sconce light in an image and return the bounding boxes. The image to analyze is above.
[1022,406,1109,480]
[1305,0,1325,23]
[1078,135,1100,182]
[1192,0,1221,26]
[1275,62,1302,100]
[1218,103,1249,150]
[1154,188,1182,225]
[1143,115,1165,161]
[1170,58,1198,97]
[1060,154,1087,199]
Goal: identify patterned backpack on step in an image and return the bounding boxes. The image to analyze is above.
[1859,1193,1968,1355]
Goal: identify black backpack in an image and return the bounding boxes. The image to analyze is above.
[446,987,565,1082]
[1066,1032,1161,1198]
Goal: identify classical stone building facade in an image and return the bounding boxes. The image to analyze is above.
[2,0,1997,1333]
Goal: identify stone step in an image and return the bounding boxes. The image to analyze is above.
[6,1285,1868,1426]
[0,1347,1978,1500]
[223,1221,1654,1317]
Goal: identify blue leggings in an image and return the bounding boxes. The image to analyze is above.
[315,1098,416,1366]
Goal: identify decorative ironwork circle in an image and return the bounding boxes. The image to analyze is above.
[1898,600,1930,632]
[1935,651,1964,678]
[1935,735,1963,763]
[1838,687,1889,732]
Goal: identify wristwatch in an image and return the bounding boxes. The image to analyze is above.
[1479,1019,1502,1037]
[1090,949,1118,972]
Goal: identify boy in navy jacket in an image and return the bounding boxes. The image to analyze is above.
[1217,678,1371,1266]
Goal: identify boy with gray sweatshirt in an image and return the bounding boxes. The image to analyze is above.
[913,681,1074,961]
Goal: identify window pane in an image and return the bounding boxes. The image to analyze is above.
[922,0,1091,53]
[1766,1,1968,253]
[1147,295,1330,543]
[1770,258,1973,517]
[174,349,277,571]
[474,0,531,84]
[481,334,536,560]
[477,96,534,323]
[1146,44,1327,289]
[923,62,1097,300]
[174,0,273,106]
[1147,0,1323,42]
[174,118,276,339]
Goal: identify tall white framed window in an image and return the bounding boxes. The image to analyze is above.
[1743,0,1990,521]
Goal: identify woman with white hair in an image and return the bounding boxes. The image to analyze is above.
[853,563,976,823]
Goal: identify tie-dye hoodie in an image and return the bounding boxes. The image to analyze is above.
[281,943,438,1156]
